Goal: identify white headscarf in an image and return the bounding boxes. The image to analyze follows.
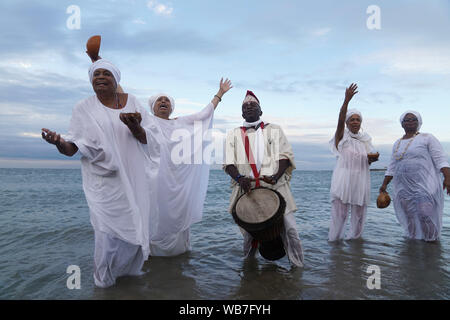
[88,59,121,85]
[400,110,422,130]
[346,109,362,122]
[148,93,175,115]
[334,109,373,154]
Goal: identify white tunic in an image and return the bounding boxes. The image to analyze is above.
[386,133,449,241]
[330,130,372,206]
[224,124,298,214]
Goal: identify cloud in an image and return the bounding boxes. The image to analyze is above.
[132,18,147,25]
[147,1,173,16]
[311,28,331,37]
[364,47,450,76]
[21,132,43,138]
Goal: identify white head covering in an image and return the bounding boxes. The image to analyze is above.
[346,109,362,122]
[400,110,422,130]
[88,59,121,85]
[148,93,175,115]
[341,108,373,153]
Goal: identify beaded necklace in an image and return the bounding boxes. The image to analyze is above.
[394,132,419,160]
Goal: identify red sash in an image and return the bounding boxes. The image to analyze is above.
[240,122,264,187]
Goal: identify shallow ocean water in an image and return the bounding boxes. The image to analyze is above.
[0,168,449,300]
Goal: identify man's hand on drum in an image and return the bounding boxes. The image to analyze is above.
[237,176,252,193]
[260,175,277,185]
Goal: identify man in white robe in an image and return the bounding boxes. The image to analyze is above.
[223,91,304,267]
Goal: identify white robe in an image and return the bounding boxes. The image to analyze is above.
[386,133,449,241]
[329,129,373,206]
[143,103,215,256]
[64,94,159,287]
[224,124,304,267]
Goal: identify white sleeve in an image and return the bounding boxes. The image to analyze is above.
[385,142,397,176]
[427,134,450,171]
[177,103,215,124]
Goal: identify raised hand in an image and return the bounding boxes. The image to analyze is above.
[344,83,358,103]
[86,51,102,63]
[219,78,233,95]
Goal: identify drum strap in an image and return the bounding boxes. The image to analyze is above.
[240,122,265,187]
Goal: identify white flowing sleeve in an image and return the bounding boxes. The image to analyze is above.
[64,100,118,175]
[177,103,215,124]
[427,134,450,171]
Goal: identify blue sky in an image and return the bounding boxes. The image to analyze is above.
[0,0,449,169]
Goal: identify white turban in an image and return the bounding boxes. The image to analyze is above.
[346,109,362,122]
[88,59,121,85]
[148,93,175,115]
[400,110,422,130]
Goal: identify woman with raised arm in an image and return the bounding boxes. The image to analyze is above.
[379,111,450,241]
[328,83,378,242]
[42,59,156,288]
[137,79,233,257]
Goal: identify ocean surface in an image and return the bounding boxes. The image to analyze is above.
[0,168,449,300]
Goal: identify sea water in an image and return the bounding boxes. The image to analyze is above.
[0,168,449,299]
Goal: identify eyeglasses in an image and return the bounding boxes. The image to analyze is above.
[402,118,418,123]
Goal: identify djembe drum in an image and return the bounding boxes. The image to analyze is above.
[232,187,287,261]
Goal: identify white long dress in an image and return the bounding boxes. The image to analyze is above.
[143,103,215,256]
[329,129,372,241]
[64,94,158,288]
[386,133,449,241]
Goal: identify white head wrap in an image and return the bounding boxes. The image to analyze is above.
[346,109,362,122]
[400,110,422,130]
[148,93,175,115]
[88,59,121,85]
[343,109,372,151]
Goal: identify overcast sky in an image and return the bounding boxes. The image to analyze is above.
[1,0,449,169]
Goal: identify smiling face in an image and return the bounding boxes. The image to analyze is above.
[242,101,262,122]
[401,113,419,133]
[153,96,172,120]
[91,68,117,95]
[346,114,362,134]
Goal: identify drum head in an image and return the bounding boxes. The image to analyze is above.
[235,188,281,224]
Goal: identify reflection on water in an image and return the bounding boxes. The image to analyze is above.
[0,169,449,299]
[232,257,305,300]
